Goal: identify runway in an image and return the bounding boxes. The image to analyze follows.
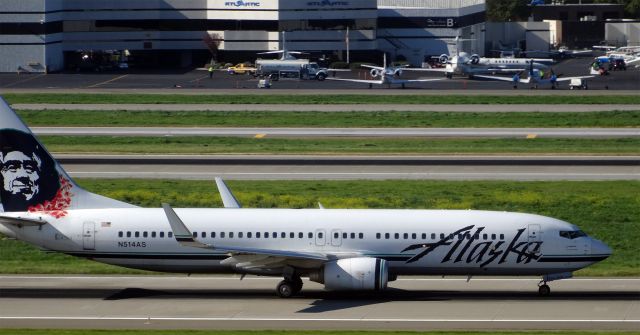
[33,127,640,138]
[14,103,640,112]
[1,276,638,330]
[57,154,640,180]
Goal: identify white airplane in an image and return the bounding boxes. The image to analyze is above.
[427,37,555,79]
[327,54,444,88]
[0,97,611,298]
[475,60,594,89]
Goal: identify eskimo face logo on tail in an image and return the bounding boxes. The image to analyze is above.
[0,129,72,217]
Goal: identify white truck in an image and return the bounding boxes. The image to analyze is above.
[255,59,329,81]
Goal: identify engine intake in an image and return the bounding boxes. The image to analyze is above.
[309,257,388,291]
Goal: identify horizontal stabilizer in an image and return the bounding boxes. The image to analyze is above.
[0,214,48,227]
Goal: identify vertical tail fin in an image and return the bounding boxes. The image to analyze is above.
[0,97,135,216]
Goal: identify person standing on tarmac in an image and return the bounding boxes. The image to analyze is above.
[208,65,214,79]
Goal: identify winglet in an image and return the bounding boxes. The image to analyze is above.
[162,203,209,248]
[215,178,241,208]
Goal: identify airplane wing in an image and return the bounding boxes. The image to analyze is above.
[215,177,241,208]
[162,204,339,269]
[403,68,448,73]
[475,74,531,84]
[553,75,595,82]
[485,68,525,73]
[627,56,640,65]
[360,64,384,71]
[326,77,384,85]
[392,78,446,84]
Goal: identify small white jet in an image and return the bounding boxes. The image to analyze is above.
[427,37,555,79]
[0,97,610,298]
[327,54,444,88]
[475,61,594,89]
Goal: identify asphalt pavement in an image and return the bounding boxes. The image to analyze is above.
[1,276,638,331]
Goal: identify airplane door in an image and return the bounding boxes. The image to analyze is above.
[315,229,326,246]
[83,222,95,250]
[527,224,541,253]
[331,229,342,247]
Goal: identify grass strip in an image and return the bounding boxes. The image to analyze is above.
[2,331,639,335]
[5,93,640,105]
[1,179,638,276]
[3,331,639,335]
[40,136,640,155]
[19,110,640,128]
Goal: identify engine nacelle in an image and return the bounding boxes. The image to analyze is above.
[394,68,403,77]
[439,54,449,64]
[370,68,381,77]
[470,54,480,64]
[310,257,388,291]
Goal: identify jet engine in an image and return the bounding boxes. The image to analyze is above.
[393,68,403,77]
[370,68,381,77]
[439,54,449,64]
[309,257,388,291]
[470,54,480,64]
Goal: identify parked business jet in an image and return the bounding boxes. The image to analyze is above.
[327,54,444,88]
[475,60,594,89]
[0,98,610,297]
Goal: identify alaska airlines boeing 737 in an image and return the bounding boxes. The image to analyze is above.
[0,98,611,298]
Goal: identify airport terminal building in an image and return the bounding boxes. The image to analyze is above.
[0,0,485,72]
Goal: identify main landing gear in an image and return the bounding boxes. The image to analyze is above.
[538,281,551,296]
[276,275,303,298]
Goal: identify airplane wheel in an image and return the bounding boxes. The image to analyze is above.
[277,280,294,298]
[538,284,551,296]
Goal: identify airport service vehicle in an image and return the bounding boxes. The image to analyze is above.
[0,97,610,298]
[569,78,588,90]
[227,63,256,75]
[255,59,329,81]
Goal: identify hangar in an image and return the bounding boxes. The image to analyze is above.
[0,0,485,72]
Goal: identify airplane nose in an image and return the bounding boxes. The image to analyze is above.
[591,238,612,259]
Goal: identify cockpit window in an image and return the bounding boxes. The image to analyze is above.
[559,230,587,239]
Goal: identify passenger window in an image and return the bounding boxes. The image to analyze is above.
[151,232,156,238]
[168,232,173,238]
[350,232,355,239]
[403,233,408,239]
[159,232,164,238]
[298,232,303,238]
[412,233,417,239]
[431,233,436,239]
[221,232,226,238]
[385,233,390,239]
[290,232,294,238]
[229,232,234,238]
[308,232,313,238]
[358,233,363,239]
[211,232,216,238]
[264,232,269,238]
[272,232,277,238]
[135,232,140,238]
[343,232,348,239]
[143,232,148,238]
[376,233,381,239]
[483,234,487,240]
[440,233,445,239]
[247,232,252,238]
[318,232,324,238]
[500,234,504,240]
[239,232,243,238]
[334,232,339,239]
[256,232,261,238]
[394,233,399,239]
[192,232,197,238]
[118,231,123,238]
[201,232,206,238]
[281,232,286,238]
[491,234,496,240]
[421,233,426,239]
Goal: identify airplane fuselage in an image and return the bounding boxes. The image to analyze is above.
[4,208,609,277]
